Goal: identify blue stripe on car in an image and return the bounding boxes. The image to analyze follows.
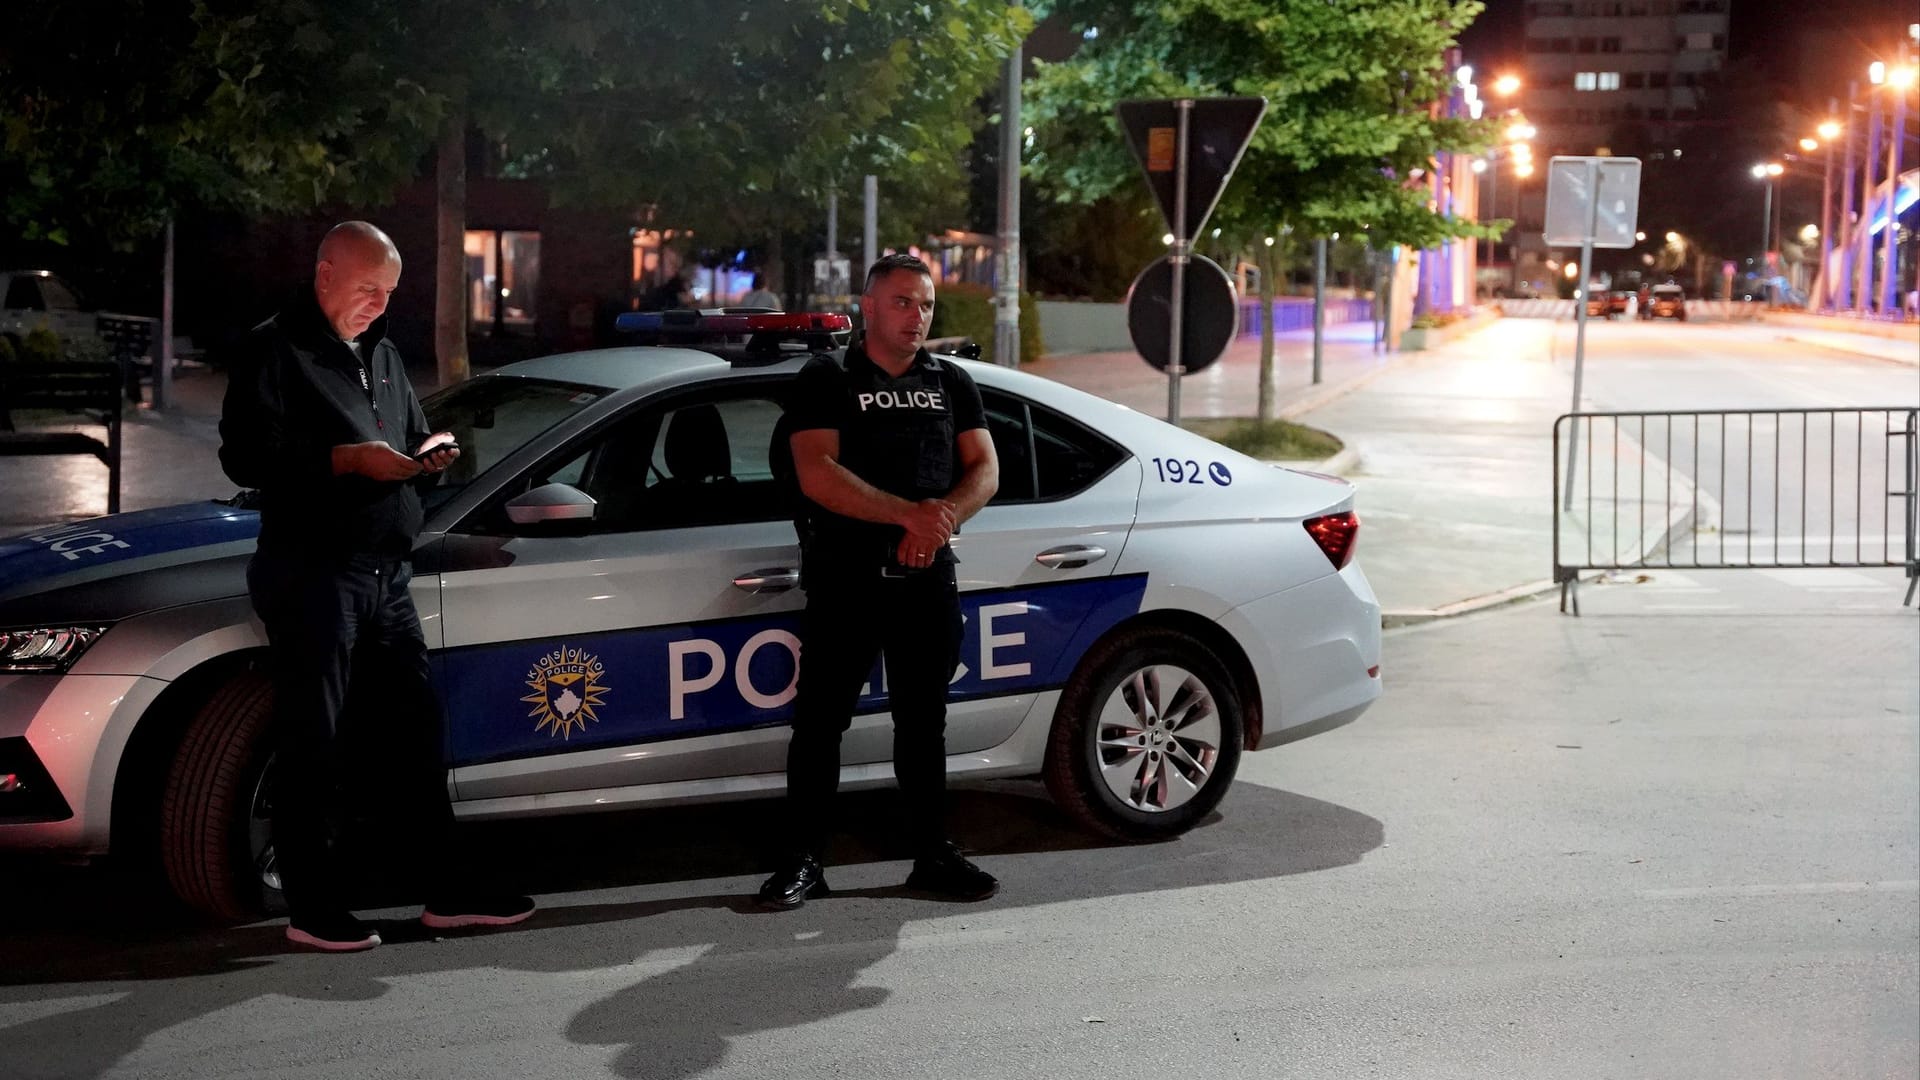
[437,574,1148,767]
[0,503,260,600]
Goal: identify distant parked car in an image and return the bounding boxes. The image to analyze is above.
[0,271,96,352]
[1644,284,1687,321]
[1585,290,1615,319]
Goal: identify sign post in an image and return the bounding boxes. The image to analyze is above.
[1545,155,1641,511]
[1116,96,1266,423]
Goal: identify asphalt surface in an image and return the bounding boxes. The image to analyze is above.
[1,568,1914,1080]
[2,317,1915,1078]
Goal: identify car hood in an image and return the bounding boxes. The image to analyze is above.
[0,502,260,623]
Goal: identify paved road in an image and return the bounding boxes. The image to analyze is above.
[2,569,1912,1080]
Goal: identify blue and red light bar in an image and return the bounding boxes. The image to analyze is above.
[614,311,853,335]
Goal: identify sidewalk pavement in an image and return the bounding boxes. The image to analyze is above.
[1768,326,1919,366]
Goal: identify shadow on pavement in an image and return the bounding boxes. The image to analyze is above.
[0,779,1381,1080]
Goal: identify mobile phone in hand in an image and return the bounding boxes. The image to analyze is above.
[413,441,458,462]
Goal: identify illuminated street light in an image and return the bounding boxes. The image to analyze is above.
[1458,64,1474,87]
[1817,120,1842,140]
[1515,162,1535,178]
[1892,66,1917,90]
[1635,231,1646,241]
[1471,159,1488,173]
[1665,231,1681,244]
[1163,233,1174,245]
[1800,138,1819,152]
[1870,61,1886,85]
[1263,236,1275,247]
[1494,74,1522,96]
[1507,122,1537,141]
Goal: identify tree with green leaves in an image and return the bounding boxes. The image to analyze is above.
[1026,0,1500,419]
[6,1,1027,382]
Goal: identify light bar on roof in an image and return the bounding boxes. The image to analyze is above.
[615,312,853,334]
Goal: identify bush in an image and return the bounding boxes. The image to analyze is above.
[1183,417,1344,461]
[21,327,63,364]
[927,282,1046,365]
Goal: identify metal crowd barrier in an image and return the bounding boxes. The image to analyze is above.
[1553,407,1919,614]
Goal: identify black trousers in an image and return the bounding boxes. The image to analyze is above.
[784,562,964,859]
[247,550,464,919]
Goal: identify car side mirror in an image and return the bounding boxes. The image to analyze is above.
[505,483,597,534]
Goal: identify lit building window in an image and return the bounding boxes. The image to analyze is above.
[1575,71,1598,91]
[464,230,541,336]
[1598,72,1621,90]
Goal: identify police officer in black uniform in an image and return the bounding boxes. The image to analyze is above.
[220,222,534,951]
[758,254,1002,908]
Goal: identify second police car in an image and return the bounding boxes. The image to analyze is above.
[0,312,1382,918]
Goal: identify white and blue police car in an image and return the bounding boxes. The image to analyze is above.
[0,312,1381,918]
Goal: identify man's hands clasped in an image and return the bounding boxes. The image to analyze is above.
[896,497,957,569]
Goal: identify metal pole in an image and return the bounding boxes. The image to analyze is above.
[1861,94,1882,313]
[994,16,1025,368]
[863,174,878,281]
[1760,178,1773,284]
[1167,99,1193,424]
[1563,159,1601,513]
[1312,236,1327,384]
[826,191,838,286]
[1839,81,1859,311]
[1820,97,1836,309]
[1882,48,1907,318]
[157,216,174,412]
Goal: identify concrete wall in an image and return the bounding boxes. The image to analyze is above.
[1034,301,1132,354]
[1037,296,1376,356]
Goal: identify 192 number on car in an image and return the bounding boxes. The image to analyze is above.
[1152,457,1205,485]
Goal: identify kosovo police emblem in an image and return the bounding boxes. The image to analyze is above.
[522,645,610,739]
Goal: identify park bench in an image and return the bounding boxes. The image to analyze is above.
[0,359,125,515]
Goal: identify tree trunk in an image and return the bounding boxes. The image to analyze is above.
[1256,243,1276,423]
[764,231,785,308]
[434,108,469,389]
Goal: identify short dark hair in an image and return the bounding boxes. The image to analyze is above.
[863,253,932,294]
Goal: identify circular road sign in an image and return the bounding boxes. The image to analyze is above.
[1125,254,1239,375]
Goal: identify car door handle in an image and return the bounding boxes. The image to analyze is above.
[1034,545,1108,570]
[732,568,801,594]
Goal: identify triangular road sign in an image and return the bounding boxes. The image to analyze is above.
[1116,97,1267,240]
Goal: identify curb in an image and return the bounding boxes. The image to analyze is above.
[1267,444,1361,477]
[1775,333,1919,368]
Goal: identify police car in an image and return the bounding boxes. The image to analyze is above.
[0,312,1381,918]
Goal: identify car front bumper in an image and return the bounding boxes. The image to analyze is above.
[0,672,165,853]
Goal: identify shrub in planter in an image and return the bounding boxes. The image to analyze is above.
[927,282,1046,364]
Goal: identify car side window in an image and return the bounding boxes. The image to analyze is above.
[4,278,45,312]
[524,390,788,534]
[981,388,1126,504]
[39,278,80,310]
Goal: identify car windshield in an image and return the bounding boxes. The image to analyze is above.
[419,375,611,513]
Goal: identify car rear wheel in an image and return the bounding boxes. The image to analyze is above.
[1044,626,1244,840]
[159,672,284,920]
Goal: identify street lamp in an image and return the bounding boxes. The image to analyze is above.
[1494,74,1521,97]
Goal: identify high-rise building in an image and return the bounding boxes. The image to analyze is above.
[1521,0,1732,155]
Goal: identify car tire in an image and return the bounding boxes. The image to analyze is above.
[159,672,283,920]
[1044,626,1244,841]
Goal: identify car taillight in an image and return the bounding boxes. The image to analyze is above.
[1304,511,1359,569]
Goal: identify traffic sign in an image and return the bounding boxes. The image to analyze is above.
[1126,255,1238,375]
[1544,156,1642,249]
[1117,97,1267,239]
